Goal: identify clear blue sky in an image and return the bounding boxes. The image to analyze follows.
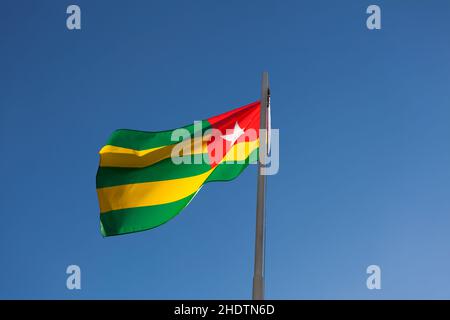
[1,0,449,299]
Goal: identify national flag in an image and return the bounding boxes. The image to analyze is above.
[96,101,260,236]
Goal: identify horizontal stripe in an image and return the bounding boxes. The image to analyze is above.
[97,140,259,213]
[206,149,257,182]
[100,144,164,157]
[221,139,258,163]
[99,136,208,168]
[100,132,259,168]
[105,120,210,150]
[100,192,196,236]
[97,140,259,187]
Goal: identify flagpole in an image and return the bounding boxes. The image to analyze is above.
[252,72,269,300]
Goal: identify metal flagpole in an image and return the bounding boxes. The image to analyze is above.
[252,72,269,300]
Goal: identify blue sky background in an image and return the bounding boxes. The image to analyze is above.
[1,0,450,299]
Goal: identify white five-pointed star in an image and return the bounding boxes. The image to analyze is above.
[221,122,245,145]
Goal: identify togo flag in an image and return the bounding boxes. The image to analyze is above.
[96,101,260,236]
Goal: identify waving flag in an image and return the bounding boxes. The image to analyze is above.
[96,101,260,236]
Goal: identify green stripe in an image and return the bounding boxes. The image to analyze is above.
[96,154,212,188]
[105,120,211,150]
[100,192,196,237]
[206,149,257,182]
[96,149,258,188]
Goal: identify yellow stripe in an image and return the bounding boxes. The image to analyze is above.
[222,139,259,162]
[99,137,208,168]
[97,139,259,213]
[100,145,164,157]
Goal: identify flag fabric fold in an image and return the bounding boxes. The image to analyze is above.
[96,101,260,236]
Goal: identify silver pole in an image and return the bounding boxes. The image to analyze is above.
[252,72,269,300]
